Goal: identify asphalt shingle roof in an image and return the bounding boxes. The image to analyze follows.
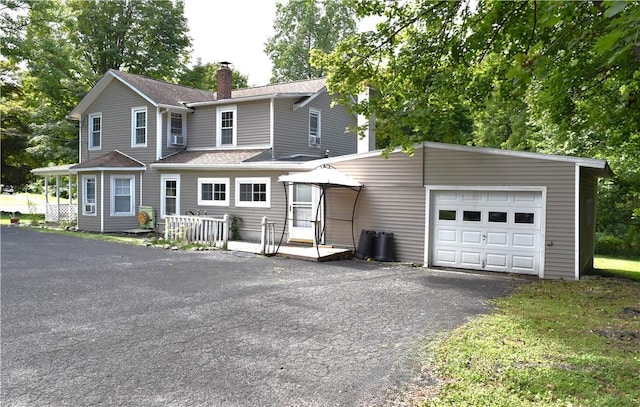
[154,150,269,165]
[71,151,145,170]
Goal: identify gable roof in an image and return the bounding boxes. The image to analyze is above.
[68,70,216,120]
[67,70,327,119]
[70,150,146,172]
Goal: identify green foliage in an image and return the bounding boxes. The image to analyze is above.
[228,214,242,241]
[314,0,640,252]
[0,0,195,187]
[179,60,249,91]
[265,0,357,83]
[69,0,191,80]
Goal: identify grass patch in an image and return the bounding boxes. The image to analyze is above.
[0,211,45,225]
[399,277,640,406]
[594,256,640,282]
[31,226,150,246]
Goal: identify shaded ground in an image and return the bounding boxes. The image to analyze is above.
[1,226,522,406]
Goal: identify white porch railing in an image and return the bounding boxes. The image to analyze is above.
[261,216,277,255]
[165,214,228,248]
[45,204,78,223]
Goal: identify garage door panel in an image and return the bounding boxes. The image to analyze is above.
[437,229,458,243]
[461,251,482,266]
[462,230,482,244]
[513,233,536,248]
[435,249,457,264]
[486,232,507,246]
[486,253,508,268]
[432,190,542,275]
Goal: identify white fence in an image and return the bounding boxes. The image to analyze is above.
[45,204,78,223]
[261,216,277,255]
[165,214,228,248]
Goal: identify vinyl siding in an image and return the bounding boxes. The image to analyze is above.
[76,171,144,232]
[76,172,102,232]
[186,106,216,149]
[153,169,288,241]
[185,101,271,150]
[273,93,357,159]
[424,148,576,280]
[80,80,156,164]
[325,150,426,264]
[237,100,270,146]
[579,169,598,275]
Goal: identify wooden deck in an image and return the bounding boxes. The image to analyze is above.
[226,241,353,262]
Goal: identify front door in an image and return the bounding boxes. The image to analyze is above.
[289,184,321,243]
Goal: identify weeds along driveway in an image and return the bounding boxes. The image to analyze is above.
[1,227,522,406]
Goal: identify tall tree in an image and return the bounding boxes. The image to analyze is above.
[312,0,640,252]
[265,0,357,83]
[69,0,191,80]
[0,0,194,187]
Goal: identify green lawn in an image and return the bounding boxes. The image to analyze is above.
[395,256,640,406]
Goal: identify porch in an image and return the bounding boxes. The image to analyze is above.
[164,213,353,262]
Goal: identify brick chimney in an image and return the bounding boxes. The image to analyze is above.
[217,61,232,99]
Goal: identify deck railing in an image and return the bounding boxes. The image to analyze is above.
[261,216,277,255]
[45,204,78,223]
[165,214,228,248]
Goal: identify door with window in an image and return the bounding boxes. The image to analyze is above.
[288,184,321,243]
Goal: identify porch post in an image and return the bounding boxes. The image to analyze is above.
[68,175,73,222]
[56,175,61,221]
[44,177,49,204]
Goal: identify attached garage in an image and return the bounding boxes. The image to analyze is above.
[324,141,612,280]
[431,189,544,276]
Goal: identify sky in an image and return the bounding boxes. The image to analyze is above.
[183,0,283,87]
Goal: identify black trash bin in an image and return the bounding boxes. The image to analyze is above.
[374,232,394,262]
[355,229,378,259]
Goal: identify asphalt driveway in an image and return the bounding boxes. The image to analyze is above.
[1,227,522,406]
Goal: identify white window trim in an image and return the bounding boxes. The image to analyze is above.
[110,175,135,216]
[235,177,270,208]
[167,111,186,146]
[198,177,230,206]
[88,112,102,150]
[82,175,97,216]
[309,108,321,147]
[160,174,180,218]
[131,106,147,147]
[216,104,237,147]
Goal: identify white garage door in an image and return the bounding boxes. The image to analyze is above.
[432,190,542,275]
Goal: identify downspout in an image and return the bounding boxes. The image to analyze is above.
[156,107,163,161]
[270,97,275,159]
[100,171,105,232]
[574,164,580,280]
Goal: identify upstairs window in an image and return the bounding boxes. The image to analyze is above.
[309,109,321,147]
[88,113,101,150]
[132,107,147,147]
[169,112,184,145]
[216,105,237,147]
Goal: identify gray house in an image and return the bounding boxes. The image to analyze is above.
[32,66,612,280]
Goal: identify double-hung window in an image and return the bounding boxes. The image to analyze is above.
[198,178,229,206]
[132,107,147,147]
[169,112,184,145]
[216,105,237,146]
[236,177,270,208]
[88,113,101,150]
[111,175,135,216]
[309,109,321,147]
[161,174,180,217]
[82,175,97,215]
